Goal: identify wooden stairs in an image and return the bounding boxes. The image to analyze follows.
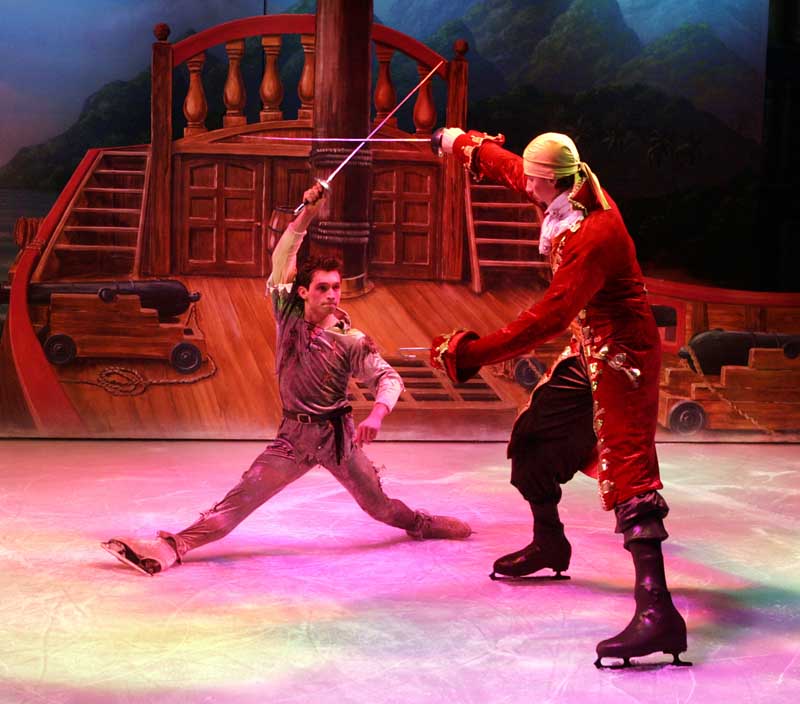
[465,180,549,294]
[33,150,150,282]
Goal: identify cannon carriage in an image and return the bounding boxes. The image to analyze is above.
[2,280,206,374]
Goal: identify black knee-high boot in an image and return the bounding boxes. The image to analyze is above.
[490,501,571,579]
[595,534,689,667]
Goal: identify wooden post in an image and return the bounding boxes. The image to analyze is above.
[310,0,373,297]
[148,22,173,276]
[298,35,315,121]
[223,39,247,127]
[373,44,397,128]
[260,35,284,122]
[440,39,469,281]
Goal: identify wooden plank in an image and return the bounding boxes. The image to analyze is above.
[474,220,537,228]
[720,366,800,388]
[477,259,550,268]
[84,188,144,194]
[472,202,533,209]
[94,169,145,176]
[464,176,482,293]
[476,238,538,246]
[71,208,140,214]
[63,226,138,232]
[691,384,800,402]
[749,348,800,370]
[54,245,136,253]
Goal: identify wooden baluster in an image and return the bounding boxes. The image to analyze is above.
[183,52,208,136]
[260,35,283,122]
[373,43,397,128]
[298,34,315,121]
[412,62,437,135]
[223,39,247,127]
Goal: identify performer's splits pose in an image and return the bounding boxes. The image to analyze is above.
[102,183,471,576]
[432,128,688,668]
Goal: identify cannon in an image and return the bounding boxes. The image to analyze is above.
[679,330,800,375]
[0,279,201,320]
[2,279,207,374]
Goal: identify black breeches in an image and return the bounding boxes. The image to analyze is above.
[508,356,597,504]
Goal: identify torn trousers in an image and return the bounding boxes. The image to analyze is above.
[165,415,417,559]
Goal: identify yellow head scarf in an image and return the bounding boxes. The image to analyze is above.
[522,132,610,210]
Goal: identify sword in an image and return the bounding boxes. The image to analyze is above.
[295,59,445,214]
[397,347,431,360]
[240,136,431,142]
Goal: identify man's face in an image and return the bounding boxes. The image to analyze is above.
[525,175,559,209]
[299,269,342,322]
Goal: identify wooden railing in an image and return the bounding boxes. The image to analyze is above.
[146,14,469,278]
[5,152,101,435]
[155,15,459,137]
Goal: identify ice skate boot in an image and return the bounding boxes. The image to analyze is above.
[406,510,472,540]
[490,534,571,580]
[595,535,690,668]
[594,586,690,668]
[490,501,571,580]
[101,534,178,575]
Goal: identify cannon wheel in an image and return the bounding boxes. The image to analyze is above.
[44,334,77,365]
[784,341,800,360]
[667,400,706,435]
[170,342,202,374]
[513,356,547,390]
[97,287,117,303]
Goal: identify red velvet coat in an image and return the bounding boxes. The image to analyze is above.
[444,135,663,509]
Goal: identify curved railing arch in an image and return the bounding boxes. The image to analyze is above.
[170,15,447,78]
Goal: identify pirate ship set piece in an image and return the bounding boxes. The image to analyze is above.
[26,3,800,669]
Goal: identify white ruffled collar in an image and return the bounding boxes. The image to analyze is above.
[539,191,585,256]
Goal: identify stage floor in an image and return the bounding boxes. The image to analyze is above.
[1,440,798,703]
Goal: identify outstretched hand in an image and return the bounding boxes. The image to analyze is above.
[355,403,389,446]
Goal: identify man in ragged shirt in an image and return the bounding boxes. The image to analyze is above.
[102,182,471,576]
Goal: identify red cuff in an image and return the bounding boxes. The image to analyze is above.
[431,329,481,383]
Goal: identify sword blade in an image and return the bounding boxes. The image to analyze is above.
[239,136,430,142]
[293,59,445,214]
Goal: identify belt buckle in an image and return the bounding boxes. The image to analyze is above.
[296,412,313,423]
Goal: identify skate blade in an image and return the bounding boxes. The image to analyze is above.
[594,652,692,669]
[100,540,154,577]
[489,571,570,582]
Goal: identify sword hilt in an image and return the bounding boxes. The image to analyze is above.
[293,178,330,216]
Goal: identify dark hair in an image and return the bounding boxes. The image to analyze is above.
[295,255,342,291]
[555,174,575,192]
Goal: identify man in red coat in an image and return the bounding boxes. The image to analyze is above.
[432,128,689,667]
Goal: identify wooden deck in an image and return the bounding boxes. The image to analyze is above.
[42,276,562,440]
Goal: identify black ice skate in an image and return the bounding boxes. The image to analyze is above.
[490,534,571,580]
[594,586,691,668]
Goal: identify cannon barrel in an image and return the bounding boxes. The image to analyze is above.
[680,330,800,375]
[0,280,200,319]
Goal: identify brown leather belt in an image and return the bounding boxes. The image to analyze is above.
[283,405,353,464]
[282,405,352,424]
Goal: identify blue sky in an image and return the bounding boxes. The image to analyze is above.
[0,0,276,166]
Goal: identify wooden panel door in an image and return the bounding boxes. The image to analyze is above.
[265,158,313,278]
[369,164,439,279]
[178,157,264,276]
